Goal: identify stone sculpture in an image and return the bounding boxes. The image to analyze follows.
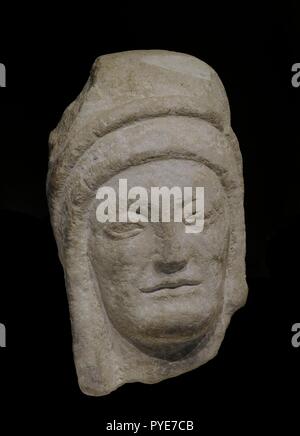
[47,50,247,396]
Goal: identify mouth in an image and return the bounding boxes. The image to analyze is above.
[140,280,201,294]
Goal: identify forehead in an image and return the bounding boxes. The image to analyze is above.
[104,159,223,196]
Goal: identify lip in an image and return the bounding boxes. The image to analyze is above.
[140,280,201,294]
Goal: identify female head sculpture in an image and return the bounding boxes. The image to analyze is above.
[47,50,247,396]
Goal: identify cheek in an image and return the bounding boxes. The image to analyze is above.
[204,204,230,256]
[89,228,155,281]
[189,216,230,286]
[191,221,229,258]
[88,232,156,327]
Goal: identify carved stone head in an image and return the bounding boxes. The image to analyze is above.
[47,50,247,396]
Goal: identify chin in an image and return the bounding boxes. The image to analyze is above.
[126,308,220,361]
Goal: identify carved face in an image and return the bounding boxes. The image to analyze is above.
[88,159,230,360]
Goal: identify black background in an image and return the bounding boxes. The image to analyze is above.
[0,3,299,433]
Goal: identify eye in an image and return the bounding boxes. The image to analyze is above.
[104,222,145,239]
[182,200,221,228]
[183,211,204,226]
[182,199,204,225]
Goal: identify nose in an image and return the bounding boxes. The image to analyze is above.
[154,258,187,274]
[153,224,188,274]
